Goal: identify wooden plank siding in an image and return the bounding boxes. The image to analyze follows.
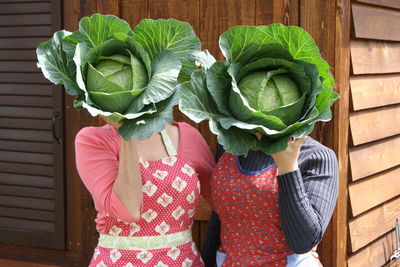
[348,230,397,267]
[350,74,400,110]
[352,3,400,41]
[356,0,400,9]
[351,40,400,74]
[348,1,400,265]
[349,167,400,216]
[0,0,351,266]
[349,105,400,145]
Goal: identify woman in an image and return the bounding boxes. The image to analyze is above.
[201,135,338,266]
[75,118,215,266]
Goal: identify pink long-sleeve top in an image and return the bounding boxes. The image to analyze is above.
[75,122,215,233]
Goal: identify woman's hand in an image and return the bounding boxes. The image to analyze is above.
[271,137,306,175]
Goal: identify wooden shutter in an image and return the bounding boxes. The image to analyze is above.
[0,0,65,249]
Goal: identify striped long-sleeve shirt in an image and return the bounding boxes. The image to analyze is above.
[201,137,338,266]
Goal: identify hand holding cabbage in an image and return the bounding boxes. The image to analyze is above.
[180,24,339,155]
[37,14,200,140]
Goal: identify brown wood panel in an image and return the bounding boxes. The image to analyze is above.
[350,74,400,110]
[0,151,53,165]
[255,0,274,25]
[0,138,52,153]
[347,230,396,267]
[0,50,38,60]
[349,196,400,252]
[0,258,59,267]
[120,0,147,26]
[200,0,256,60]
[0,185,53,200]
[0,73,50,84]
[0,2,51,14]
[356,0,400,9]
[273,0,299,25]
[0,84,52,96]
[352,3,400,41]
[0,96,52,107]
[349,167,400,216]
[0,195,54,211]
[0,61,41,73]
[349,136,400,181]
[0,173,53,188]
[0,0,50,2]
[0,162,53,176]
[194,197,211,221]
[351,40,400,74]
[0,118,52,131]
[0,129,52,142]
[0,38,49,49]
[0,216,54,232]
[148,0,200,34]
[0,26,51,37]
[0,106,52,119]
[0,14,51,26]
[350,105,400,145]
[96,0,119,15]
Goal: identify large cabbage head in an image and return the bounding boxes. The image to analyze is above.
[37,14,201,140]
[180,24,339,155]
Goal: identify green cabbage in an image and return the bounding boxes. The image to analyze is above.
[37,14,200,140]
[179,24,339,155]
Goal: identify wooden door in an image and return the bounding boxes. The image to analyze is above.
[0,0,65,250]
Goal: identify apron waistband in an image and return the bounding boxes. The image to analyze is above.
[98,229,192,250]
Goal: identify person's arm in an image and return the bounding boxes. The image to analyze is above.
[276,146,338,253]
[201,211,221,267]
[200,144,225,266]
[112,138,143,221]
[75,127,142,222]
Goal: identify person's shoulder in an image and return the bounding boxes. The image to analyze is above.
[299,137,336,161]
[75,124,119,144]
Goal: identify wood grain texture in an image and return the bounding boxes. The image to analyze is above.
[96,0,119,15]
[352,3,400,41]
[351,40,400,74]
[0,3,51,14]
[347,230,397,267]
[331,1,351,266]
[356,0,400,9]
[349,105,400,145]
[149,0,200,34]
[349,196,400,252]
[120,0,147,27]
[273,0,299,25]
[349,167,400,216]
[0,258,60,267]
[349,135,400,181]
[194,197,211,221]
[350,74,400,110]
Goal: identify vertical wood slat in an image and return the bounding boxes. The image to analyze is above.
[332,0,351,266]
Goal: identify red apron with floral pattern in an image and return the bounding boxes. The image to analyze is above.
[89,155,204,267]
[211,153,292,266]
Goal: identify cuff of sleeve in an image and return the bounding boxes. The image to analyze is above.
[109,189,139,223]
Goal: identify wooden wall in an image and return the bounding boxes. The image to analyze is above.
[0,0,355,266]
[347,1,400,266]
